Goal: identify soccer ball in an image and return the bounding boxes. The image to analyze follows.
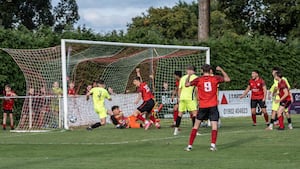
[69,115,77,123]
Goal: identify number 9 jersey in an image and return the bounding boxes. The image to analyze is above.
[190,75,224,108]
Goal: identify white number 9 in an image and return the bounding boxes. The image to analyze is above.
[204,82,212,92]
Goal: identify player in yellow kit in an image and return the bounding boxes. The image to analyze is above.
[86,80,112,131]
[174,65,198,136]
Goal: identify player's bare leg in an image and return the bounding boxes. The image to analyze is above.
[2,113,7,130]
[261,108,269,125]
[251,108,257,126]
[9,113,14,130]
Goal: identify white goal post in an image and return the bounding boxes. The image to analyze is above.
[61,39,210,130]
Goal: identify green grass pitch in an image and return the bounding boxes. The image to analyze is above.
[1,115,300,169]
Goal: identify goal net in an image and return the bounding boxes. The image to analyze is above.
[2,40,210,131]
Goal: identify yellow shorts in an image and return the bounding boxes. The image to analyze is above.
[272,101,289,112]
[94,107,107,119]
[178,100,197,112]
[272,101,280,111]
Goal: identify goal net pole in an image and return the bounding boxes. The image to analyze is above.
[61,39,68,130]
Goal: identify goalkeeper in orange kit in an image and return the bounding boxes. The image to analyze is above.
[109,105,143,129]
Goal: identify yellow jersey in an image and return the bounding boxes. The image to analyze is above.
[179,74,198,100]
[90,87,111,108]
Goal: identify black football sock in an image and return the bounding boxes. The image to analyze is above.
[274,114,278,121]
[91,122,101,128]
[270,119,274,124]
[175,116,182,127]
[192,116,196,127]
[287,118,292,124]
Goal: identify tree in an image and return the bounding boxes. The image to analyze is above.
[126,2,199,42]
[218,0,300,41]
[0,0,54,30]
[53,0,80,32]
[198,0,210,41]
[19,0,54,30]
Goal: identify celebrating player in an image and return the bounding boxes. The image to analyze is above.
[86,80,112,130]
[184,65,230,151]
[266,67,293,130]
[2,84,17,130]
[132,68,156,130]
[173,65,198,136]
[170,70,182,127]
[239,70,269,126]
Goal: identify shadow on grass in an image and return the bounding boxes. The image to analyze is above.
[219,136,259,150]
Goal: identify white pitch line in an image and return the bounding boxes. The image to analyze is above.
[0,129,270,145]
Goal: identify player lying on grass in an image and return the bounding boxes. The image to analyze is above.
[109,105,143,129]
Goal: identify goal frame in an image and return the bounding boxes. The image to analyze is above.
[61,39,210,130]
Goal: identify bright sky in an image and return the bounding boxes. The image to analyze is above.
[53,0,195,33]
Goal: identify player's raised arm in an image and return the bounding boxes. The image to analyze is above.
[216,66,230,82]
[136,68,142,82]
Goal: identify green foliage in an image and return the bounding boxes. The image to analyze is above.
[0,0,54,30]
[218,0,300,41]
[53,0,80,32]
[0,0,80,31]
[199,34,300,89]
[126,2,198,42]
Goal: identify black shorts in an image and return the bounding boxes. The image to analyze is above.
[197,106,219,121]
[251,99,266,108]
[3,109,13,114]
[138,99,155,114]
[280,100,291,108]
